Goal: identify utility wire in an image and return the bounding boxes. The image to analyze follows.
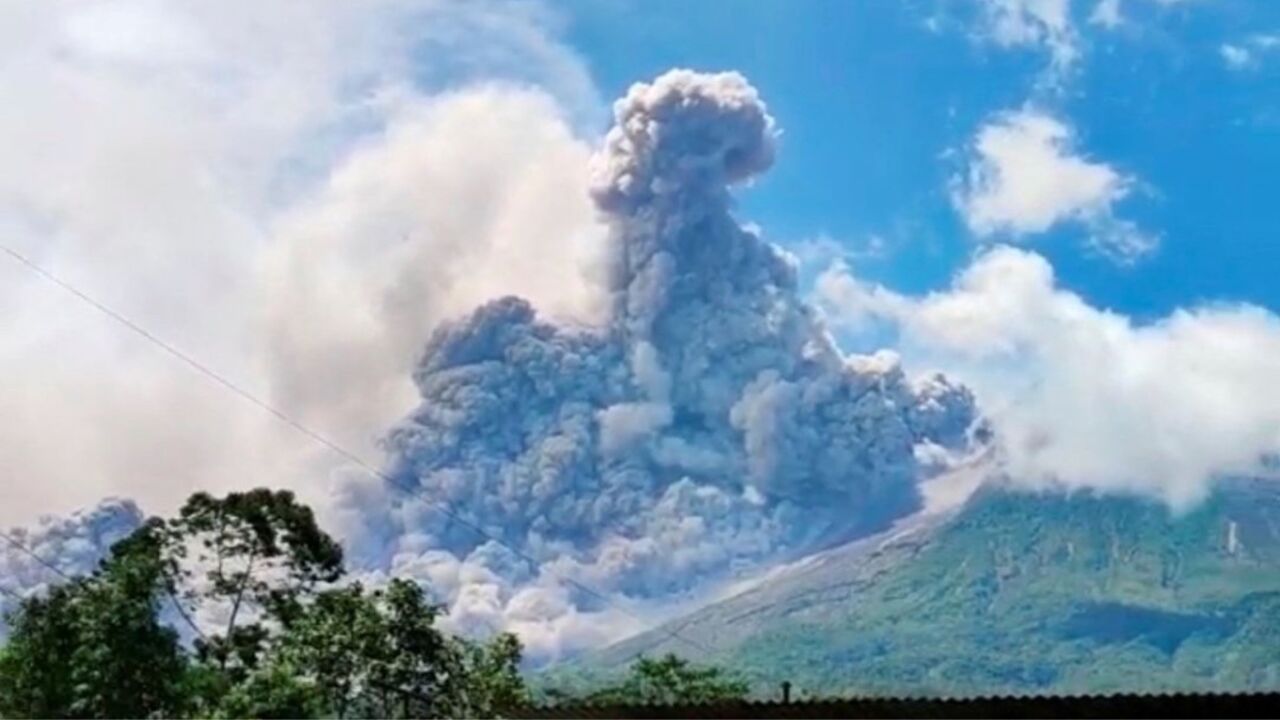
[0,581,21,601]
[0,527,70,603]
[0,528,71,581]
[1,513,210,642]
[1,243,713,660]
[0,525,208,643]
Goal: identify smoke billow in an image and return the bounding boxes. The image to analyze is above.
[0,70,980,660]
[0,499,143,637]
[0,70,982,659]
[334,70,983,659]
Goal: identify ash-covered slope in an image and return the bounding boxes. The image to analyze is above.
[560,478,1280,696]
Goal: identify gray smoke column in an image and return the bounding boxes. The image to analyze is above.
[339,69,985,660]
[0,71,982,660]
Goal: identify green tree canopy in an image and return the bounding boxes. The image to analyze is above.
[585,653,749,706]
[0,488,529,719]
[159,489,345,675]
[0,523,186,718]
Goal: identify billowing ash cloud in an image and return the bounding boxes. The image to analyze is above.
[333,70,984,660]
[0,498,142,636]
[0,70,982,659]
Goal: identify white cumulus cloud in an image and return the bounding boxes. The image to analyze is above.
[1089,0,1123,28]
[1089,0,1201,29]
[979,0,1079,73]
[951,108,1156,262]
[1221,44,1253,69]
[817,246,1280,511]
[1220,35,1280,70]
[259,86,608,460]
[0,0,602,527]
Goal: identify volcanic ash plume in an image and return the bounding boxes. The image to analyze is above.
[337,70,985,659]
[0,499,143,638]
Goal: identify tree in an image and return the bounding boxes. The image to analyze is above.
[160,489,344,675]
[585,654,749,706]
[0,488,530,719]
[255,579,527,718]
[268,582,396,717]
[452,630,530,716]
[0,583,83,717]
[211,662,326,719]
[0,524,187,718]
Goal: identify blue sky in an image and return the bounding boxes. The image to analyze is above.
[564,0,1280,323]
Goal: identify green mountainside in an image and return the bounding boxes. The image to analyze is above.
[550,480,1280,698]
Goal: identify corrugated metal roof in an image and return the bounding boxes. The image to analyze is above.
[510,692,1280,718]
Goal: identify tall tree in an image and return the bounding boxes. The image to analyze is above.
[161,489,344,674]
[585,654,749,706]
[453,629,530,716]
[259,579,527,718]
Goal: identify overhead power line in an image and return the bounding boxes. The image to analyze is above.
[0,527,72,603]
[0,581,22,601]
[0,528,71,581]
[0,242,713,659]
[0,524,208,641]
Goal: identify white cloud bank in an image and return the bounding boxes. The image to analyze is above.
[259,86,608,462]
[817,246,1280,511]
[0,0,602,527]
[951,108,1156,262]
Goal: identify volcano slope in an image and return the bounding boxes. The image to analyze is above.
[551,478,1280,697]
